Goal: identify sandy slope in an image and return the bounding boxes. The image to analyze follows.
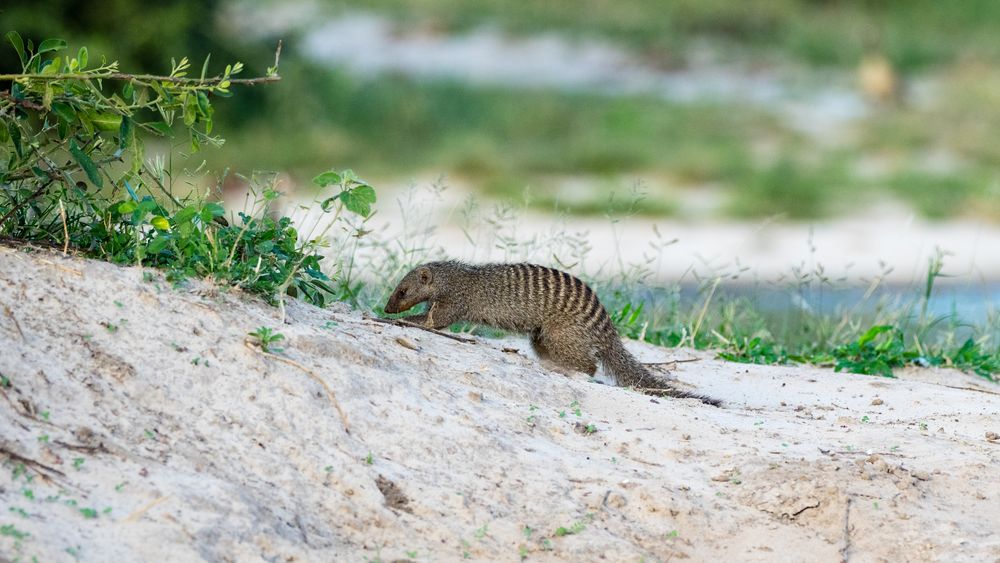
[1,245,999,562]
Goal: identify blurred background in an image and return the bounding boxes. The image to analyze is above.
[4,0,1000,302]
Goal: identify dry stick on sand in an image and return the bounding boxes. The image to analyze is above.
[941,384,1000,397]
[644,358,701,365]
[2,304,26,340]
[243,338,351,435]
[0,446,68,486]
[368,316,478,344]
[125,495,172,523]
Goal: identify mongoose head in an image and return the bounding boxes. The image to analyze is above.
[384,265,436,314]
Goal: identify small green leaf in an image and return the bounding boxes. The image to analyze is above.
[200,53,212,80]
[118,200,138,214]
[51,102,76,124]
[69,140,103,187]
[147,234,170,254]
[77,46,88,69]
[202,202,225,219]
[174,206,198,225]
[196,91,211,117]
[6,31,25,66]
[146,121,171,136]
[858,325,893,347]
[119,116,134,152]
[37,38,67,55]
[150,215,170,230]
[183,93,198,126]
[40,57,62,75]
[312,171,342,187]
[91,113,122,131]
[77,111,94,135]
[339,184,376,217]
[6,121,23,159]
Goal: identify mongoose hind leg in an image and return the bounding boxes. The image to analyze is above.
[539,326,598,376]
[530,329,550,360]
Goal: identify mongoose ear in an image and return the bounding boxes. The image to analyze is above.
[417,267,433,285]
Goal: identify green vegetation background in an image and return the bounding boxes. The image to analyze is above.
[5,0,1000,220]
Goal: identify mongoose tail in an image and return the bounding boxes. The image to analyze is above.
[601,338,723,407]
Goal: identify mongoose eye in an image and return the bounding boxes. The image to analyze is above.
[396,289,406,299]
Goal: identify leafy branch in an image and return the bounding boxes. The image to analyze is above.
[0,32,375,307]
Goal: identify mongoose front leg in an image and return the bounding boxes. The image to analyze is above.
[406,301,462,330]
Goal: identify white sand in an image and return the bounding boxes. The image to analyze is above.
[1,245,999,561]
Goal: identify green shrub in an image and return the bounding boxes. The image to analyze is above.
[0,33,375,305]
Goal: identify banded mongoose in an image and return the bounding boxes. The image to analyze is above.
[384,261,721,406]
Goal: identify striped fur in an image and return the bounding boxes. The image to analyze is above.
[385,261,720,406]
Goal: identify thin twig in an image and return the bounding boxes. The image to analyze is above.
[125,495,172,523]
[58,198,69,255]
[0,91,45,110]
[273,40,283,71]
[53,440,110,455]
[1,446,68,484]
[2,304,25,340]
[368,316,478,344]
[643,358,701,365]
[244,339,351,434]
[840,497,853,562]
[0,72,281,86]
[941,383,1000,397]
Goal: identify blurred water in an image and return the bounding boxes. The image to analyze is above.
[637,282,1000,326]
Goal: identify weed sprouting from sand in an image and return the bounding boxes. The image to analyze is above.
[554,514,592,537]
[78,508,99,519]
[248,327,285,354]
[526,405,539,424]
[0,524,29,539]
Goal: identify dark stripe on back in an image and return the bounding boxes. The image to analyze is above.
[531,265,543,309]
[582,287,603,326]
[512,264,525,301]
[560,270,575,312]
[541,267,554,308]
[568,274,585,314]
